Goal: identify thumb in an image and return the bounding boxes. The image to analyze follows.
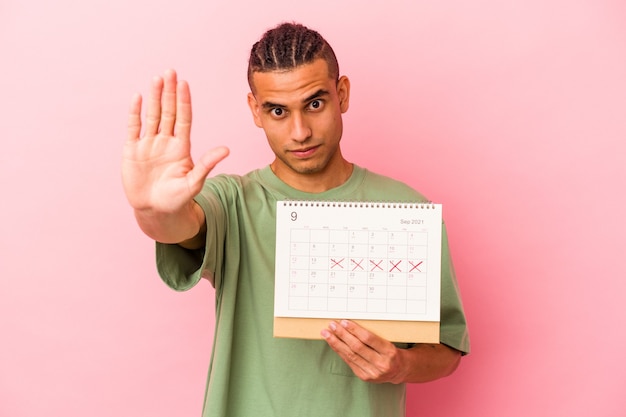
[187,146,230,191]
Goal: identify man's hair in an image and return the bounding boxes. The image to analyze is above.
[247,22,339,92]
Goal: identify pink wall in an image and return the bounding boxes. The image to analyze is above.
[1,1,624,416]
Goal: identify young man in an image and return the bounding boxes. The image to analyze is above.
[123,22,469,417]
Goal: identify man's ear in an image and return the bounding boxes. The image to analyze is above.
[247,92,263,128]
[336,75,350,113]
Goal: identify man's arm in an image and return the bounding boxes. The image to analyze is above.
[321,320,461,384]
[176,204,208,250]
[122,69,228,245]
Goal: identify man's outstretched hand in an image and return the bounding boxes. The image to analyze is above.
[122,70,229,243]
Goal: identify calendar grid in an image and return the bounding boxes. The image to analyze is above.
[287,228,430,318]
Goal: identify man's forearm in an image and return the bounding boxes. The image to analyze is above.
[397,343,462,383]
[134,200,205,246]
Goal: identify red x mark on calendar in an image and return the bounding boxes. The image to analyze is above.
[351,259,364,271]
[370,260,383,271]
[409,260,423,272]
[389,260,402,272]
[330,258,345,269]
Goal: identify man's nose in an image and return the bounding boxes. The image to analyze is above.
[290,112,312,142]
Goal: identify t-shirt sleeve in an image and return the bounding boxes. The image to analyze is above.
[155,189,226,292]
[439,222,470,354]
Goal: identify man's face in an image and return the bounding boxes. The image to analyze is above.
[247,59,350,184]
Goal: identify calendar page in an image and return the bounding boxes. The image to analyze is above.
[274,201,442,341]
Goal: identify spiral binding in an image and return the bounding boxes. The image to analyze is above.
[281,201,436,209]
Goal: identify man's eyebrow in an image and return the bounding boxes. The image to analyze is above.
[260,89,330,109]
[303,89,329,102]
[261,101,285,109]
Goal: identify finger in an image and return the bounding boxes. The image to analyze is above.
[186,146,230,194]
[326,320,390,368]
[145,75,164,135]
[197,146,230,172]
[127,93,142,141]
[321,325,371,376]
[174,79,192,140]
[323,322,371,361]
[338,320,389,353]
[159,69,178,136]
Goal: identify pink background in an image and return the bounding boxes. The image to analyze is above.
[1,0,625,416]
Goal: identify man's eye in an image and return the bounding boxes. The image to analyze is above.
[309,100,323,110]
[271,108,284,117]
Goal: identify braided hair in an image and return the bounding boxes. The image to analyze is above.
[247,22,339,92]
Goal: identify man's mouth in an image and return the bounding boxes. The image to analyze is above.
[290,145,319,158]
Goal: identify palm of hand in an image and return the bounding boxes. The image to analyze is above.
[121,70,228,214]
[122,130,197,213]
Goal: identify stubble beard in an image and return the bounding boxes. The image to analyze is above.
[279,143,339,176]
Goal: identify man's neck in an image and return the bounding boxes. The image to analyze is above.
[271,159,354,193]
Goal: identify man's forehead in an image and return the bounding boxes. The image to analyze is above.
[250,59,334,99]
